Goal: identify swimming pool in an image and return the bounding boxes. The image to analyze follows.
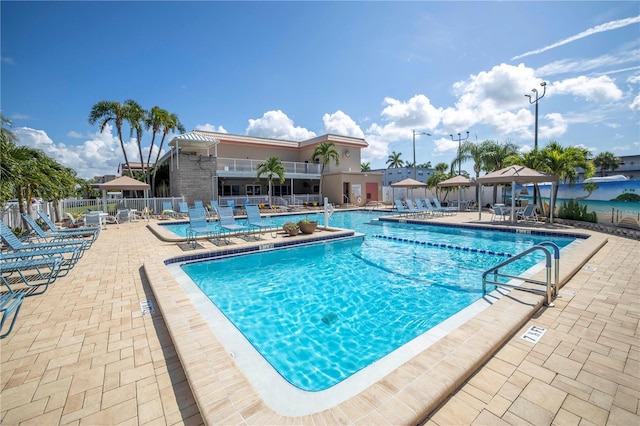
[177,211,577,392]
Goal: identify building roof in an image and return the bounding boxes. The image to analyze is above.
[170,130,367,152]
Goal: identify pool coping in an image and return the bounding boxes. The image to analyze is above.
[143,222,608,424]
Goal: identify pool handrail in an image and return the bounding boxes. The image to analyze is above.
[482,242,560,306]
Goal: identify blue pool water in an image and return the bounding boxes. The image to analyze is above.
[179,211,577,391]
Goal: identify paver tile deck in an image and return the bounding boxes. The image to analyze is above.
[1,211,638,425]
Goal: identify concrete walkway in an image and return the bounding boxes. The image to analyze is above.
[1,214,638,425]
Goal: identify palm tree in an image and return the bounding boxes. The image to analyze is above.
[311,141,340,203]
[88,100,133,177]
[123,99,147,184]
[151,112,185,195]
[538,141,594,217]
[418,161,432,169]
[1,114,20,201]
[459,140,494,204]
[386,151,403,168]
[145,106,169,184]
[361,162,371,172]
[426,162,453,200]
[593,152,619,177]
[256,156,285,206]
[482,140,520,204]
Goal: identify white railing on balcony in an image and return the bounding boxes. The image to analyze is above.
[216,158,322,175]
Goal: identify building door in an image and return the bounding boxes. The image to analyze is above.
[366,182,379,202]
[343,182,350,204]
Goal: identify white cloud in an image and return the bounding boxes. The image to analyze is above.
[67,130,84,138]
[630,94,640,110]
[246,110,316,141]
[551,75,623,102]
[535,50,640,77]
[322,110,364,138]
[195,123,227,133]
[13,124,151,180]
[10,112,31,120]
[512,15,640,60]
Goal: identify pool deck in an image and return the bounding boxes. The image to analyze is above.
[1,211,638,425]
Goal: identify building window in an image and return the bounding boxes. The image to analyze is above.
[273,185,291,196]
[221,185,240,196]
[246,184,261,196]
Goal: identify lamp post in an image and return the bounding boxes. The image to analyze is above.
[449,131,470,176]
[525,81,547,205]
[450,131,470,211]
[525,81,547,150]
[412,130,431,180]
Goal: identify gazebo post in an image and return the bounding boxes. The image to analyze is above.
[478,184,482,220]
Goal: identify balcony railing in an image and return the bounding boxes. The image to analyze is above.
[216,158,322,175]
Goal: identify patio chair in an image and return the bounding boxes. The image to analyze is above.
[393,199,420,217]
[208,200,220,218]
[491,205,510,222]
[38,211,100,239]
[22,214,97,249]
[245,205,276,239]
[1,291,25,338]
[84,211,104,229]
[178,202,189,218]
[516,204,538,223]
[433,198,457,215]
[413,199,434,218]
[1,255,64,297]
[186,208,215,248]
[421,199,444,217]
[115,208,133,224]
[217,206,251,244]
[162,201,177,218]
[1,221,85,275]
[194,200,206,215]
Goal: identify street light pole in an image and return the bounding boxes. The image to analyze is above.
[412,130,431,180]
[450,131,470,211]
[449,131,470,176]
[525,81,547,150]
[525,81,547,205]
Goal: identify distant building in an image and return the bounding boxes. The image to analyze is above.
[371,167,436,186]
[577,154,640,182]
[155,131,383,206]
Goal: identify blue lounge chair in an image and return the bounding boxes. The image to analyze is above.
[217,206,251,244]
[186,208,215,248]
[208,200,220,218]
[1,255,64,297]
[433,198,457,215]
[393,199,420,217]
[421,198,443,217]
[162,202,177,218]
[1,291,26,338]
[22,214,96,248]
[413,199,434,218]
[1,221,85,275]
[178,202,189,217]
[38,211,100,239]
[245,205,276,239]
[194,200,206,214]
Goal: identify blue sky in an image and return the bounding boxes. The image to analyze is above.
[2,1,639,179]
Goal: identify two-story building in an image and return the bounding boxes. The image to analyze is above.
[158,130,383,207]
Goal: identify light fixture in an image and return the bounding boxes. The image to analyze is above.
[344,150,351,158]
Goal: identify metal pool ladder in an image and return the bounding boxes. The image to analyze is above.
[482,242,560,307]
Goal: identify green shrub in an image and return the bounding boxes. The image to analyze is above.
[557,199,598,223]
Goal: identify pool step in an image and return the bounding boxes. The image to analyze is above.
[372,234,512,258]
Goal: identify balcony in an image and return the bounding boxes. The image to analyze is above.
[216,158,322,178]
